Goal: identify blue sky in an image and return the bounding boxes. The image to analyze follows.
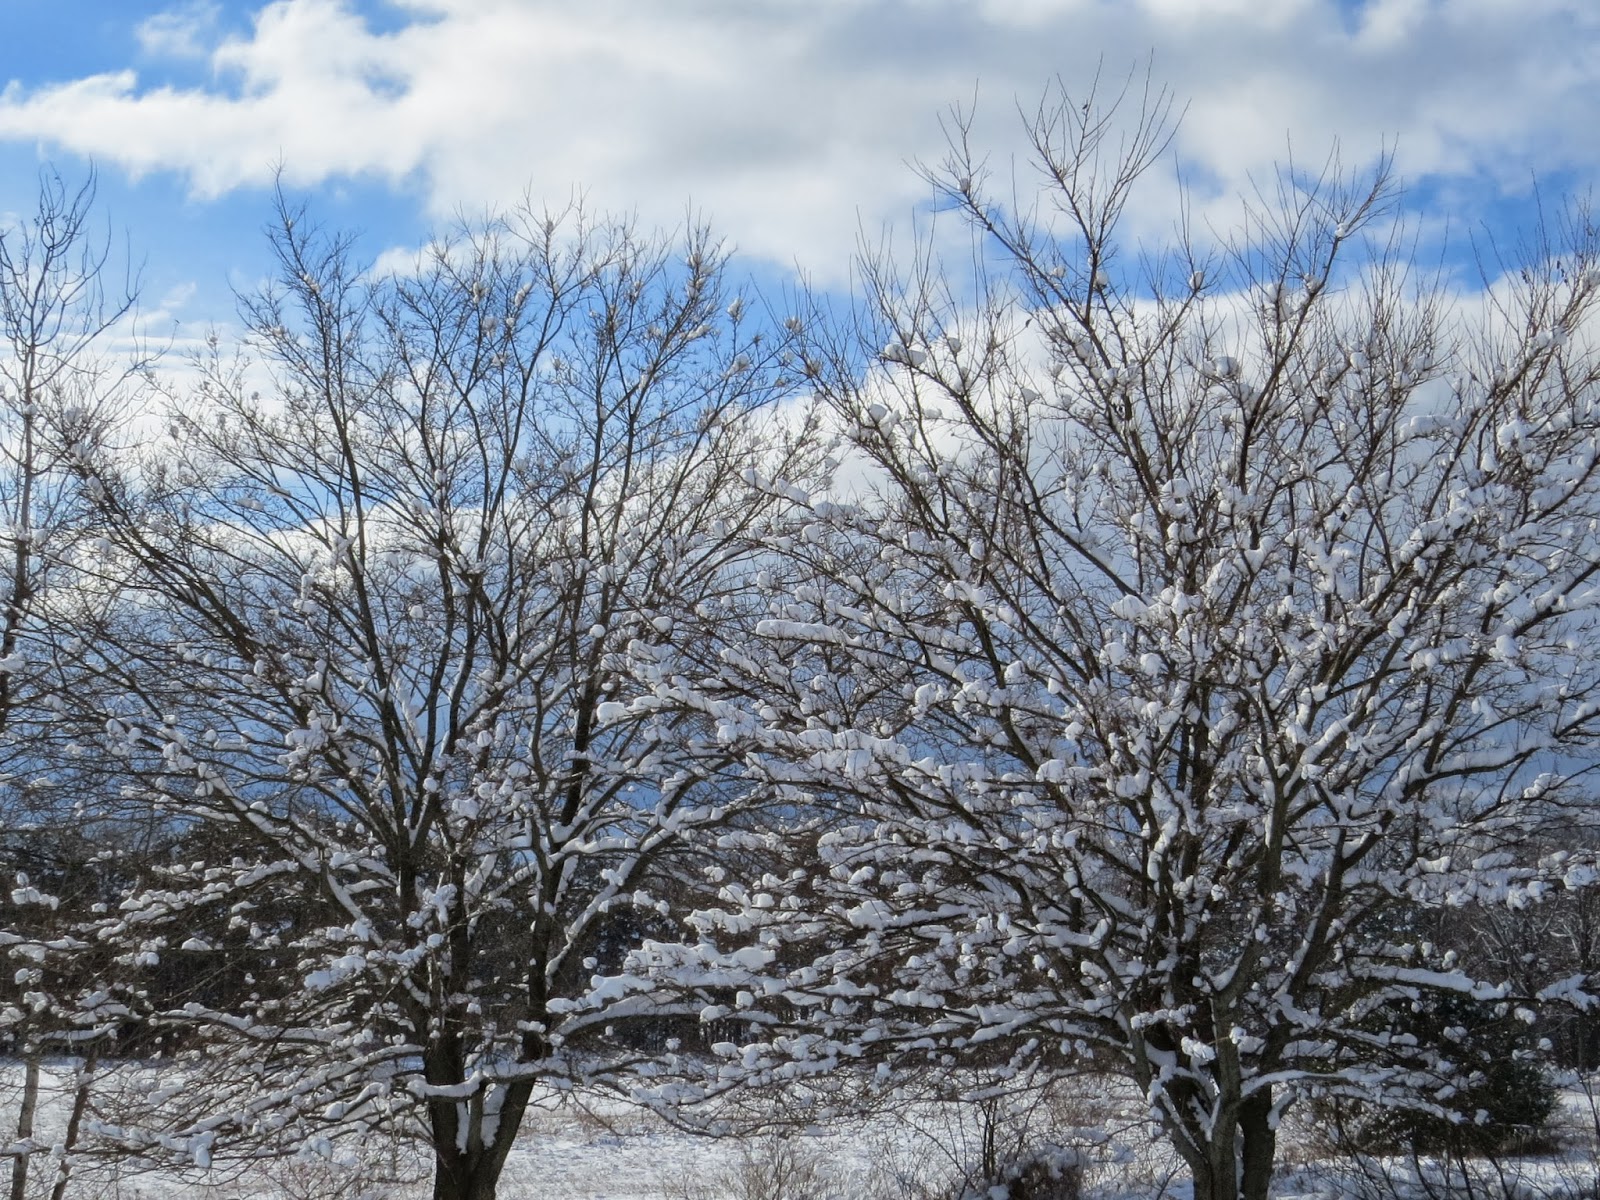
[2,0,1598,337]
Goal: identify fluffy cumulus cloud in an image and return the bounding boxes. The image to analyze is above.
[1,0,1597,274]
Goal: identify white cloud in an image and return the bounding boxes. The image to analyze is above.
[1,0,1598,280]
[136,2,223,60]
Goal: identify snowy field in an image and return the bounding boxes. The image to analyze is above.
[6,1061,1600,1198]
[5,1062,1171,1200]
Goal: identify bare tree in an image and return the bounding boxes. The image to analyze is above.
[638,77,1600,1200]
[70,197,819,1200]
[0,168,142,1200]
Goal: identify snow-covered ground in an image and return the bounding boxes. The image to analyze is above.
[5,1060,1600,1198]
[2,1062,1170,1199]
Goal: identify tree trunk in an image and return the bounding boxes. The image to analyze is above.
[1238,1087,1276,1200]
[1169,1116,1238,1200]
[428,1078,535,1200]
[1177,1090,1276,1200]
[47,1052,97,1200]
[1189,1141,1240,1200]
[431,1151,506,1200]
[8,1053,39,1200]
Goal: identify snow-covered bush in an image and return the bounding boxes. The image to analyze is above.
[955,1145,1083,1200]
[661,1132,846,1200]
[1309,987,1558,1158]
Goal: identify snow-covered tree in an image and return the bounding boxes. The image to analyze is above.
[637,81,1600,1200]
[0,169,143,1200]
[70,198,817,1200]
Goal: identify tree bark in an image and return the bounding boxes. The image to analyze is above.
[1238,1087,1276,1200]
[8,1053,39,1200]
[1169,1115,1238,1200]
[428,1078,536,1200]
[1193,1141,1240,1200]
[1177,1090,1275,1200]
[430,1150,505,1200]
[47,1052,96,1200]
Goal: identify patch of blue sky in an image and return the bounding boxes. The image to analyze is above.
[1399,167,1595,270]
[2,1,167,85]
[0,152,433,353]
